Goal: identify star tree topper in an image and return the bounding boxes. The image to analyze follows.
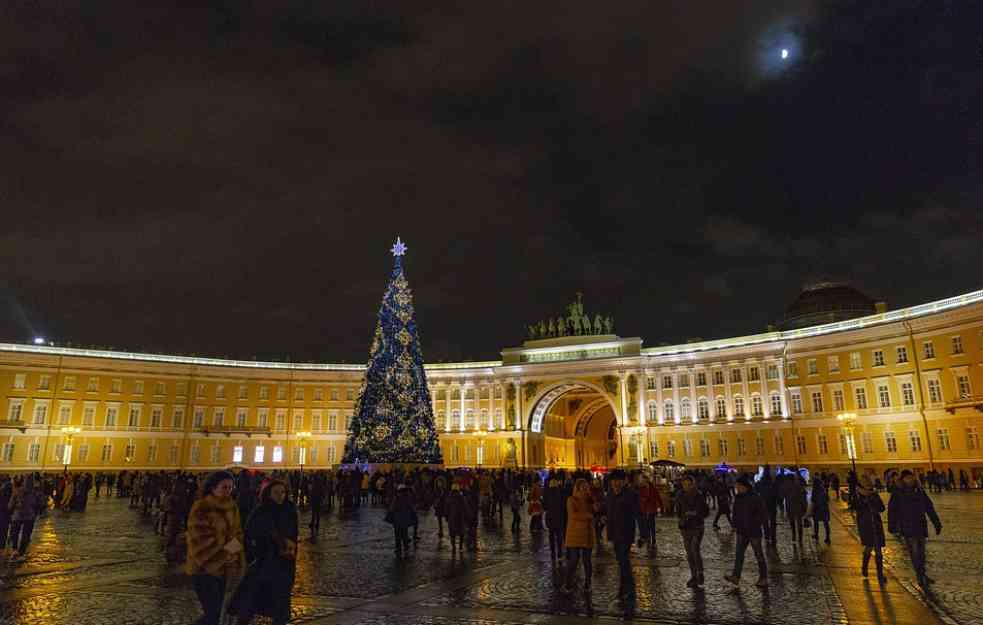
[391,236,407,257]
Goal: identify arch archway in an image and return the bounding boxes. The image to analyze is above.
[525,381,620,469]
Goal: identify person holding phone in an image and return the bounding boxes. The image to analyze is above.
[186,470,245,625]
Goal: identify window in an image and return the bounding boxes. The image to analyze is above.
[111,379,122,393]
[147,444,158,463]
[87,377,99,392]
[155,382,166,396]
[850,352,862,370]
[13,373,26,389]
[828,357,840,373]
[101,444,113,462]
[78,444,89,463]
[872,350,885,367]
[310,446,319,464]
[193,408,204,428]
[957,375,972,399]
[662,375,672,389]
[715,397,727,419]
[314,388,323,401]
[807,359,818,376]
[698,399,709,420]
[151,407,162,428]
[811,391,823,413]
[254,446,265,463]
[327,445,337,463]
[346,389,354,401]
[259,386,270,400]
[128,406,140,428]
[1,442,14,463]
[33,402,48,424]
[63,375,76,391]
[239,385,249,400]
[900,382,915,406]
[293,413,303,430]
[237,409,247,427]
[774,434,784,456]
[796,435,806,455]
[787,362,799,378]
[684,439,693,457]
[312,412,321,432]
[937,429,950,451]
[896,346,908,364]
[436,411,445,430]
[664,401,674,421]
[927,379,943,404]
[770,393,782,416]
[276,386,287,400]
[53,443,65,463]
[818,434,829,455]
[124,442,135,460]
[749,367,760,382]
[680,398,691,421]
[190,445,200,464]
[213,385,224,399]
[877,383,891,408]
[272,446,283,463]
[295,387,304,401]
[791,391,803,414]
[855,387,868,410]
[257,409,268,428]
[177,381,187,396]
[233,445,243,463]
[679,374,690,387]
[766,365,778,380]
[210,445,220,464]
[38,375,51,390]
[275,411,286,431]
[734,396,745,417]
[650,440,659,458]
[839,433,848,455]
[719,438,729,456]
[713,370,725,385]
[197,383,206,397]
[212,408,224,427]
[328,412,338,431]
[923,341,936,359]
[169,445,179,465]
[105,406,118,427]
[173,408,184,428]
[832,389,844,411]
[667,441,676,458]
[908,430,922,452]
[885,431,898,453]
[330,389,339,401]
[752,395,763,416]
[58,404,72,425]
[731,369,742,383]
[134,380,144,395]
[646,377,655,390]
[700,439,710,457]
[861,432,873,454]
[968,427,979,451]
[697,372,707,386]
[755,436,764,456]
[82,405,95,426]
[27,443,40,463]
[466,410,476,430]
[952,335,964,355]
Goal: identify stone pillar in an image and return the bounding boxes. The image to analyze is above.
[460,383,467,431]
[778,361,789,418]
[724,367,734,422]
[672,372,680,425]
[655,370,664,425]
[638,368,647,427]
[619,372,629,426]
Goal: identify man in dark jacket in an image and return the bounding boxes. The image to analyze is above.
[888,469,942,587]
[675,474,710,588]
[544,478,567,561]
[389,484,418,558]
[725,476,768,588]
[606,469,639,600]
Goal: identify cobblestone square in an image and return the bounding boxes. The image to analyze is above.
[1,492,980,625]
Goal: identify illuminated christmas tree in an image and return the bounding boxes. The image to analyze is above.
[343,238,443,465]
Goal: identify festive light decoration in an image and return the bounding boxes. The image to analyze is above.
[343,238,443,465]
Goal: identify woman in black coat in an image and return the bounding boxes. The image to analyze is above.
[228,480,299,625]
[855,475,887,584]
[810,477,831,544]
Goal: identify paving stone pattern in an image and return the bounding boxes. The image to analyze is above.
[1,491,980,624]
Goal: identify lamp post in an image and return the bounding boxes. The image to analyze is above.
[837,413,858,508]
[296,431,311,473]
[61,426,80,472]
[473,429,487,467]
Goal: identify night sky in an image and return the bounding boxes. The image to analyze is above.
[1,2,980,363]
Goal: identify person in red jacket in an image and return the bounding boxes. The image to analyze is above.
[637,476,661,552]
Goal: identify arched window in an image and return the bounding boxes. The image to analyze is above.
[698,399,709,421]
[664,400,675,422]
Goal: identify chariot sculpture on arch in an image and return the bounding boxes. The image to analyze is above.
[525,293,616,340]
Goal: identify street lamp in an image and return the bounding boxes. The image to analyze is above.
[837,413,859,507]
[61,426,81,472]
[473,429,487,466]
[296,431,311,472]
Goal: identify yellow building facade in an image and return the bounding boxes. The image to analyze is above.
[0,288,981,479]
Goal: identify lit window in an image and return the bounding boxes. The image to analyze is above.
[791,392,802,414]
[885,432,897,453]
[832,389,844,411]
[254,446,265,463]
[766,365,778,380]
[807,360,818,376]
[927,379,942,404]
[663,401,674,421]
[13,374,26,389]
[854,387,868,409]
[734,396,745,417]
[272,446,283,463]
[877,383,891,408]
[716,397,727,419]
[786,362,798,378]
[680,398,691,420]
[849,352,862,370]
[770,393,782,416]
[901,382,915,406]
[827,357,840,373]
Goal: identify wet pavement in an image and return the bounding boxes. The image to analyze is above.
[0,490,978,625]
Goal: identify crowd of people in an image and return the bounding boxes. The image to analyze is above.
[0,463,958,623]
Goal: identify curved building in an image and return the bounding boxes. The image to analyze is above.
[0,288,981,480]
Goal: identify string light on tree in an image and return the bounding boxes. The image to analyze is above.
[343,237,442,465]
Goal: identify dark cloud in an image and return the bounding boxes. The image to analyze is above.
[0,1,980,361]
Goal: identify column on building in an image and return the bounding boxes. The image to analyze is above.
[762,361,772,420]
[655,370,664,425]
[460,382,467,431]
[689,369,698,425]
[671,371,680,425]
[724,365,734,421]
[638,367,647,426]
[619,372,629,426]
[444,383,453,432]
[741,364,750,421]
[778,359,789,418]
